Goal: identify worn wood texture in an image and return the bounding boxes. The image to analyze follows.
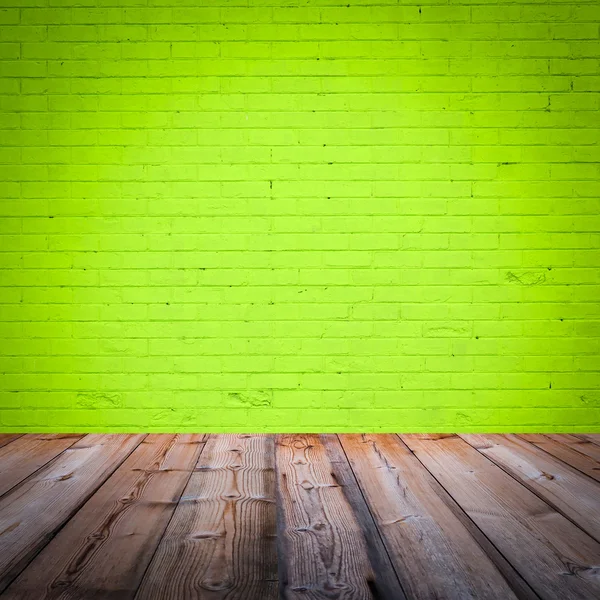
[135,434,277,600]
[0,435,83,498]
[462,434,600,543]
[402,434,600,600]
[2,434,205,600]
[1,433,600,600]
[0,434,145,593]
[519,434,600,482]
[321,435,407,600]
[340,434,522,600]
[276,434,384,600]
[576,434,600,447]
[0,436,22,450]
[549,434,600,462]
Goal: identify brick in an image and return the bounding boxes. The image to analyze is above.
[0,0,599,433]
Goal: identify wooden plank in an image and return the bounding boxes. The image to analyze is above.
[135,434,277,600]
[519,434,600,482]
[402,434,600,600]
[0,435,23,450]
[321,435,407,599]
[0,434,84,498]
[461,434,600,543]
[2,434,206,600]
[340,434,523,600]
[0,434,145,593]
[276,434,396,600]
[549,435,600,462]
[576,434,600,446]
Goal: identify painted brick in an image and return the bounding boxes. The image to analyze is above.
[0,0,599,433]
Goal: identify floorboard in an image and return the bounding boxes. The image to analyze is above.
[576,434,600,446]
[461,434,600,542]
[0,436,22,450]
[276,434,381,600]
[323,435,407,599]
[2,434,205,600]
[0,433,599,600]
[135,434,277,600]
[518,434,600,482]
[340,434,523,600]
[0,434,145,593]
[402,434,600,600]
[551,434,600,462]
[0,434,84,498]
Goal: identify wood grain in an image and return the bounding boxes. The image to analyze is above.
[402,434,600,600]
[135,434,277,600]
[0,435,22,450]
[461,434,600,543]
[576,435,600,447]
[321,435,407,600]
[340,434,522,600]
[0,435,83,498]
[2,434,205,600]
[518,434,600,482]
[276,434,382,600]
[549,435,600,462]
[0,434,145,593]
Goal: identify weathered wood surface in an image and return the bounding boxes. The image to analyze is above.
[321,435,407,600]
[0,433,599,600]
[276,434,383,600]
[576,434,600,447]
[0,434,83,498]
[135,434,277,600]
[2,434,205,600]
[519,434,600,482]
[551,434,600,462]
[462,434,600,542]
[0,434,145,593]
[402,434,600,600]
[0,436,22,450]
[340,434,521,600]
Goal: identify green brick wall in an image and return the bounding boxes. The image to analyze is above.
[1,0,599,433]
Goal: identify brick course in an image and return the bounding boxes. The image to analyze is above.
[1,0,599,432]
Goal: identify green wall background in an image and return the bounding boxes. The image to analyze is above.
[1,0,599,432]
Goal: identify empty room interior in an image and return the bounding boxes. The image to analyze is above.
[0,0,599,598]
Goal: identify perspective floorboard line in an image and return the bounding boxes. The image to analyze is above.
[576,435,600,447]
[340,434,520,600]
[2,434,206,600]
[0,433,598,600]
[401,434,600,600]
[518,434,600,482]
[0,436,23,450]
[556,434,600,462]
[276,434,382,600]
[135,434,277,600]
[0,434,84,498]
[0,434,146,594]
[461,434,600,543]
[323,434,407,599]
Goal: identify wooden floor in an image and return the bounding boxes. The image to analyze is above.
[0,434,599,599]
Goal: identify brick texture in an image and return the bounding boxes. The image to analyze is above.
[1,0,599,432]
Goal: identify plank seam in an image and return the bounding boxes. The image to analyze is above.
[132,433,210,599]
[515,434,600,485]
[574,435,600,448]
[0,435,24,450]
[396,434,541,600]
[0,433,148,596]
[459,434,600,546]
[0,434,86,502]
[334,433,409,600]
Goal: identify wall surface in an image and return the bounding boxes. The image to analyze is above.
[1,0,599,432]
